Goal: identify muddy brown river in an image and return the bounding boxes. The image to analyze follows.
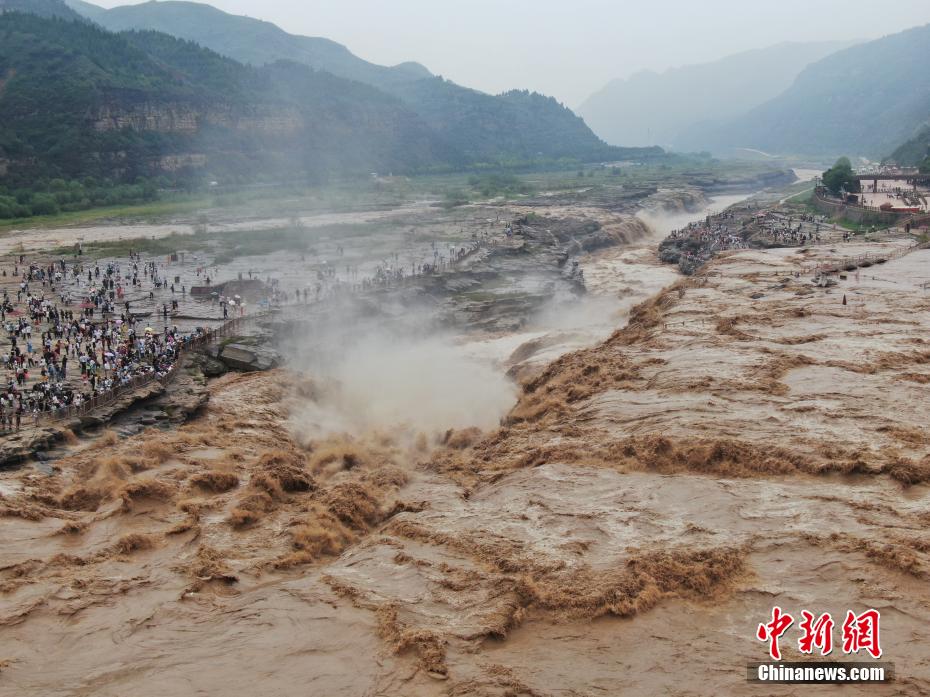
[3,190,927,696]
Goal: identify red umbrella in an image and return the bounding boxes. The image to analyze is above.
[80,302,95,309]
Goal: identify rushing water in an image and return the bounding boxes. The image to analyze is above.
[636,191,757,238]
[463,191,755,373]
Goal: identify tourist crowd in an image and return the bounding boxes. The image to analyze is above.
[0,254,207,430]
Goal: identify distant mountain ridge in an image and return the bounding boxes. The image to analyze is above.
[0,12,455,185]
[66,0,433,89]
[62,0,638,165]
[578,41,856,149]
[0,5,655,187]
[1,0,81,19]
[680,24,930,159]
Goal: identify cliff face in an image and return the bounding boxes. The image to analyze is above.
[77,93,444,178]
[153,153,206,171]
[91,102,200,134]
[90,100,303,136]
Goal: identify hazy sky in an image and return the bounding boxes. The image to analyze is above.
[93,0,930,107]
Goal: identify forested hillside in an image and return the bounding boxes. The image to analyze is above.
[683,24,930,158]
[889,126,930,167]
[64,0,630,164]
[0,0,664,222]
[0,0,81,19]
[75,0,431,88]
[0,13,451,191]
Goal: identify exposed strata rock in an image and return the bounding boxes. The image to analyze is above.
[0,423,75,467]
[268,213,650,341]
[702,168,797,193]
[190,351,229,378]
[91,102,199,133]
[77,380,167,428]
[145,362,211,421]
[219,343,281,372]
[0,357,211,465]
[155,153,207,171]
[641,187,708,214]
[90,102,303,136]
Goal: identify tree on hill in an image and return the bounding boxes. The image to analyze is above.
[822,157,860,195]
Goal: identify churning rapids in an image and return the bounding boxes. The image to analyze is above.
[3,185,929,697]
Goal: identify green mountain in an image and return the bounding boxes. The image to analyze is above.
[0,0,81,19]
[0,12,454,185]
[63,0,636,165]
[58,0,108,22]
[0,3,663,189]
[70,0,431,88]
[579,41,856,149]
[681,24,930,159]
[390,78,621,164]
[889,126,930,166]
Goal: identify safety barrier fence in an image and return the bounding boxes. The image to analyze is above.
[12,311,270,429]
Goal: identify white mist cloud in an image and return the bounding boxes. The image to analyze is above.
[290,330,517,439]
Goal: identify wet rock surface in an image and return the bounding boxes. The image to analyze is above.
[219,343,282,372]
[189,350,229,378]
[271,212,651,338]
[0,425,75,468]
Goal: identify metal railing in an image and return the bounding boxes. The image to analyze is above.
[19,311,269,428]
